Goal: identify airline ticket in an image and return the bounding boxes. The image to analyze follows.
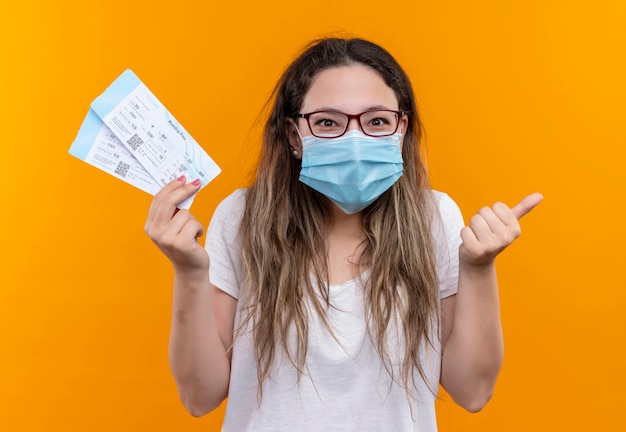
[70,69,220,209]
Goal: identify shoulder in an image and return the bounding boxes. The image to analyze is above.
[206,189,250,299]
[429,190,464,298]
[430,190,464,230]
[431,190,460,214]
[207,188,249,239]
[212,188,249,222]
[216,188,248,212]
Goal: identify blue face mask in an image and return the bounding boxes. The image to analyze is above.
[299,129,404,214]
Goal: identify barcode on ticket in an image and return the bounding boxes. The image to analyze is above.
[114,161,131,178]
[126,133,144,151]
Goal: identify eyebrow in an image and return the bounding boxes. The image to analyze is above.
[307,104,397,113]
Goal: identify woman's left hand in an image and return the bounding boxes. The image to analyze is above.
[459,193,544,266]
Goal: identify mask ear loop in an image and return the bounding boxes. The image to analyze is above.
[291,123,304,157]
[396,112,408,150]
[294,123,304,139]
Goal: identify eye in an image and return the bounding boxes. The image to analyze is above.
[368,117,390,127]
[318,118,338,127]
[361,110,399,136]
[309,112,347,131]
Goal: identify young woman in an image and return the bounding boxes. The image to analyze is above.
[145,37,542,431]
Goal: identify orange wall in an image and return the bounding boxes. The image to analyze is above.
[1,1,624,430]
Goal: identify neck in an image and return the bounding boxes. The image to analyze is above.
[328,204,364,239]
[324,203,368,283]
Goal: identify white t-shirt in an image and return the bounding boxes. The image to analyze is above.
[206,189,464,432]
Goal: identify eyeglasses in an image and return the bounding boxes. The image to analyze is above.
[293,109,406,138]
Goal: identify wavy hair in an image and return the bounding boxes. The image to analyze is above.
[239,37,439,397]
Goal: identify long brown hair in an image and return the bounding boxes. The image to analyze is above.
[239,37,439,396]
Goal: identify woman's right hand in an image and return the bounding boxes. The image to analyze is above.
[144,176,208,273]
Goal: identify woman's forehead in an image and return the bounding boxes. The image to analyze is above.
[301,64,399,113]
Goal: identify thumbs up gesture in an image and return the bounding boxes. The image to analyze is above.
[460,193,543,266]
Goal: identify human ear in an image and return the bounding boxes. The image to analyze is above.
[285,118,303,160]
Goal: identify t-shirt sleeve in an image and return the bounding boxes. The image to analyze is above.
[432,191,465,299]
[205,189,247,300]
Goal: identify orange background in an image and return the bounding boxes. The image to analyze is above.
[1,0,624,430]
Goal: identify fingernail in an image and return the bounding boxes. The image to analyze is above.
[191,179,201,186]
[177,175,186,182]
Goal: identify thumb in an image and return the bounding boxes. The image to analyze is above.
[511,192,544,220]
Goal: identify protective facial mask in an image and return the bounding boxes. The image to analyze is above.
[299,129,404,214]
